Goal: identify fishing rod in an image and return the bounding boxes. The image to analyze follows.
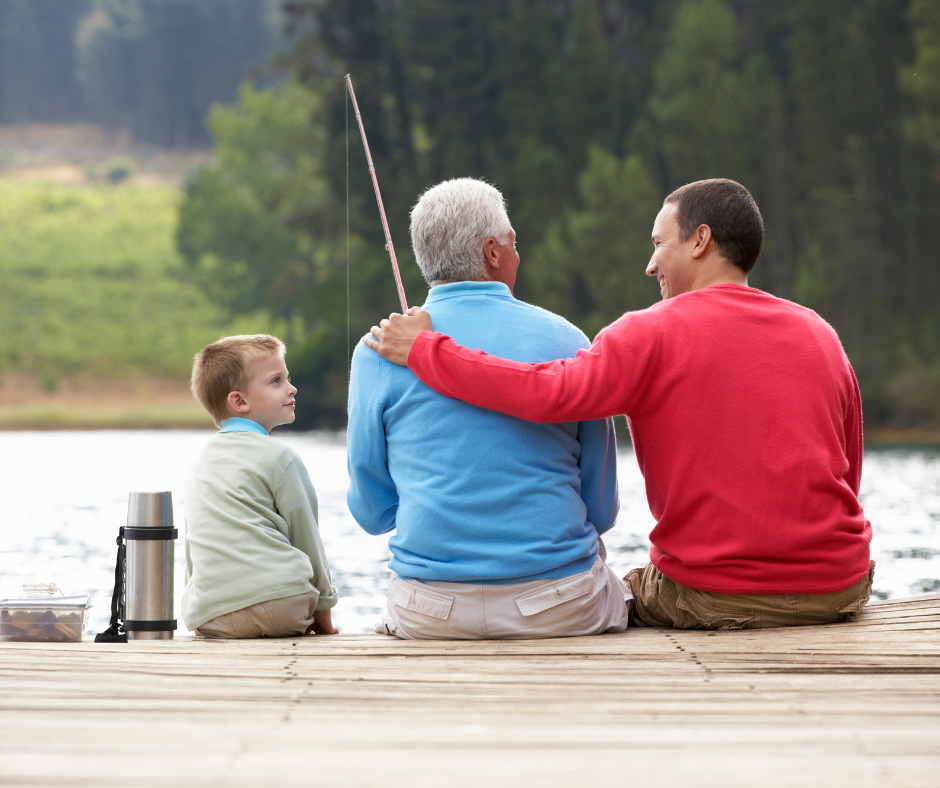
[345,74,409,312]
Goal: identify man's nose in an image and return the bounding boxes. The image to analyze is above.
[646,259,658,277]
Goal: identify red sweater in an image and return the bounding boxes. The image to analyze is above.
[407,284,871,595]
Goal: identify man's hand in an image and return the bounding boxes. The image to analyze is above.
[363,306,434,366]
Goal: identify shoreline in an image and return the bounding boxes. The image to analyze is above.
[0,411,937,445]
[0,374,214,431]
[0,377,937,441]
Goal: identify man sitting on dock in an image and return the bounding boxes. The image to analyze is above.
[365,178,875,631]
[347,178,632,640]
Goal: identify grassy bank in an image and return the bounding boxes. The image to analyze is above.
[0,375,212,430]
[0,403,212,430]
[865,429,940,447]
[0,165,282,405]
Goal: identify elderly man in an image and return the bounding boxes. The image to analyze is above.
[366,178,874,631]
[347,178,631,640]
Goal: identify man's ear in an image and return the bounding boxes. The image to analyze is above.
[691,224,715,259]
[227,390,250,414]
[482,237,501,273]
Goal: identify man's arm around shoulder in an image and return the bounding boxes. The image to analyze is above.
[365,306,665,424]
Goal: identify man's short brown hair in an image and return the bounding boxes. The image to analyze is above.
[191,334,286,427]
[665,179,764,273]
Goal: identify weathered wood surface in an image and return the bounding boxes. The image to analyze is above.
[1,594,938,787]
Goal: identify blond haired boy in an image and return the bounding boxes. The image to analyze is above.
[182,334,338,638]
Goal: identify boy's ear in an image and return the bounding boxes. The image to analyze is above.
[227,390,250,415]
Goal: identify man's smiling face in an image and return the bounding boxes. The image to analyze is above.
[646,202,697,300]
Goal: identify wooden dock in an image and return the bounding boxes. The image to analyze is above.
[1,594,938,787]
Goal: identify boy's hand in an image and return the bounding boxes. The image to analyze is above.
[306,609,338,635]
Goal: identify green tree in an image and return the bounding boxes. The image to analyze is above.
[177,82,340,327]
[648,0,790,296]
[0,0,91,122]
[76,0,280,146]
[901,0,940,163]
[527,146,661,338]
[177,80,398,426]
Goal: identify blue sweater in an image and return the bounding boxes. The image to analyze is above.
[346,280,619,584]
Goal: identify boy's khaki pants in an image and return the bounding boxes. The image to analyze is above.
[624,561,876,630]
[197,589,320,638]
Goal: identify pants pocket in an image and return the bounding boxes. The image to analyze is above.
[512,571,595,617]
[385,579,458,639]
[676,586,758,630]
[387,579,456,620]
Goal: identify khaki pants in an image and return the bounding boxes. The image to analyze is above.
[377,550,633,640]
[197,589,320,639]
[624,561,875,630]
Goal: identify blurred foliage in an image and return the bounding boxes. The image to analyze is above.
[527,147,660,339]
[178,83,340,325]
[236,0,939,430]
[0,179,279,389]
[901,0,940,161]
[0,0,279,145]
[1,0,939,430]
[76,0,280,146]
[177,81,425,426]
[0,0,91,123]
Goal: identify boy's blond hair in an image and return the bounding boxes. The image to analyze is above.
[191,334,287,427]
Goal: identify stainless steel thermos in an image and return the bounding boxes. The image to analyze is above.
[96,491,178,643]
[124,492,177,640]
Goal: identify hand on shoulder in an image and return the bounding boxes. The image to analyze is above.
[363,307,434,366]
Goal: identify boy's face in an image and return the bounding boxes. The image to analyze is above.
[227,354,297,432]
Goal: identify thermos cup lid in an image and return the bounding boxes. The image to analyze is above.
[126,491,174,529]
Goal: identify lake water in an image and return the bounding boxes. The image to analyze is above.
[0,430,938,635]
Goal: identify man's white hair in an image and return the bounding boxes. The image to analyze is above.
[410,178,512,286]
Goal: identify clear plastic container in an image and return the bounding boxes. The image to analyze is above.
[0,595,92,642]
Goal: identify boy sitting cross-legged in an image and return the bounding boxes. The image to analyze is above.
[182,334,339,638]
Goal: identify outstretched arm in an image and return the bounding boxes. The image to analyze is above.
[363,307,663,424]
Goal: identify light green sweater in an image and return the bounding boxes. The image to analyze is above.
[182,431,338,630]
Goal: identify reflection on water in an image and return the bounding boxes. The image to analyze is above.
[0,430,937,635]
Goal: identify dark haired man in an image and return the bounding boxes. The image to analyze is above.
[366,178,874,631]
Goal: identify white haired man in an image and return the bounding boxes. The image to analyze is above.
[347,178,631,640]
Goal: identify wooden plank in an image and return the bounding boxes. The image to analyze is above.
[0,594,938,787]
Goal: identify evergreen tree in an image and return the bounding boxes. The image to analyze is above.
[0,0,91,122]
[76,0,280,146]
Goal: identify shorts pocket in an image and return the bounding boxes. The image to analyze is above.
[387,579,455,620]
[513,571,595,617]
[676,586,757,630]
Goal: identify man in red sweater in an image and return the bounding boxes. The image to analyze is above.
[365,178,874,630]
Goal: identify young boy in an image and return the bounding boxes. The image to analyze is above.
[182,334,338,638]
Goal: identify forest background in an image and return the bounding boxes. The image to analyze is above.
[1,0,939,435]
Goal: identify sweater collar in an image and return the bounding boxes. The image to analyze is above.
[424,281,513,303]
[218,417,268,435]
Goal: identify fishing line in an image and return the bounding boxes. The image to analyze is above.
[346,83,351,394]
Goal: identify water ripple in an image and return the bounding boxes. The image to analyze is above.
[0,431,935,634]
